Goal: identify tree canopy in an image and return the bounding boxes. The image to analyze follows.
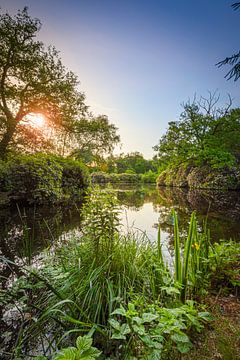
[71,115,120,165]
[107,152,157,174]
[154,93,240,170]
[0,8,119,159]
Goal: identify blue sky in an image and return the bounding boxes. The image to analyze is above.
[1,0,239,158]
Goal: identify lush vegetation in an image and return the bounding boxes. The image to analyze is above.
[155,93,240,189]
[0,8,120,160]
[90,152,159,184]
[0,5,239,360]
[216,2,240,81]
[1,188,239,359]
[0,153,89,205]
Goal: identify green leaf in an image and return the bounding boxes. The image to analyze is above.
[76,336,92,352]
[142,312,158,323]
[120,323,131,335]
[78,347,101,360]
[198,312,214,322]
[111,306,126,316]
[54,347,77,360]
[109,318,121,330]
[171,332,190,343]
[176,341,192,353]
[132,324,146,335]
[111,333,127,340]
[132,316,143,325]
[149,350,162,360]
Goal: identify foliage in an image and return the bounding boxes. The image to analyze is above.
[54,335,101,360]
[91,171,141,184]
[71,115,120,166]
[2,189,239,358]
[172,210,211,301]
[208,240,240,294]
[141,170,158,183]
[107,152,158,174]
[0,7,88,157]
[154,93,240,171]
[0,154,89,204]
[0,8,120,159]
[54,156,89,201]
[216,3,240,81]
[109,301,212,358]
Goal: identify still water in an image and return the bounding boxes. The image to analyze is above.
[1,184,240,266]
[1,184,240,353]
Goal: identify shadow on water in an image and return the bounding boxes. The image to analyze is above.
[115,185,240,243]
[0,184,240,357]
[0,184,239,266]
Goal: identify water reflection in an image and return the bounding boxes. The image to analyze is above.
[0,185,240,263]
[117,185,240,243]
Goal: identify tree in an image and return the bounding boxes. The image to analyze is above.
[154,93,240,169]
[71,115,120,165]
[216,3,240,81]
[107,152,157,174]
[0,7,88,158]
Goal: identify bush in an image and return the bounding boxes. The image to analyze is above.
[141,170,158,183]
[0,154,89,205]
[91,171,140,184]
[54,156,89,201]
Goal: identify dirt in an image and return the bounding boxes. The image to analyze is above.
[182,295,240,360]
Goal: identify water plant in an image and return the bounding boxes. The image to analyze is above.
[1,187,239,359]
[172,209,211,301]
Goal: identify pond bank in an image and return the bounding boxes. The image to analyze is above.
[157,165,240,190]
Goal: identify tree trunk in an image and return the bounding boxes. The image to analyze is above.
[0,125,15,159]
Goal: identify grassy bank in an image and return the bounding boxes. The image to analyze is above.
[1,188,239,359]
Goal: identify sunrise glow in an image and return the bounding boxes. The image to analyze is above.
[26,113,46,128]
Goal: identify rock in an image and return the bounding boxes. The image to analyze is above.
[157,165,240,190]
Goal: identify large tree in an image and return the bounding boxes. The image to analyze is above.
[0,7,88,158]
[154,93,240,169]
[70,115,120,165]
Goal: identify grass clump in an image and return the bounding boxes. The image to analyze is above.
[1,187,239,359]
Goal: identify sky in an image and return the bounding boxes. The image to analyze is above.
[1,0,239,158]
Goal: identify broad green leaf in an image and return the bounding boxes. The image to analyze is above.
[78,347,101,360]
[176,341,192,353]
[132,324,146,335]
[132,316,143,325]
[149,350,162,360]
[111,333,127,340]
[111,307,126,316]
[142,312,158,323]
[198,312,214,322]
[76,336,92,352]
[170,332,190,343]
[120,323,131,335]
[54,347,77,360]
[109,318,121,330]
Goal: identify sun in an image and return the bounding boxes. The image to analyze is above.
[26,113,46,128]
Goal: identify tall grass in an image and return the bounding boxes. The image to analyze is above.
[2,188,219,358]
[172,209,211,301]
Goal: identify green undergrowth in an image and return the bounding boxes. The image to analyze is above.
[1,187,239,359]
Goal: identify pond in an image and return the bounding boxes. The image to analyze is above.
[1,184,240,356]
[1,184,240,269]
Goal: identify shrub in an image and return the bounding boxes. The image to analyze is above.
[0,154,63,204]
[54,156,89,201]
[91,172,140,184]
[0,154,89,205]
[141,170,158,183]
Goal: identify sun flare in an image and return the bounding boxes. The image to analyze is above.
[26,113,46,128]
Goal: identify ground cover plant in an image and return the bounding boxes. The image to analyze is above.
[1,187,239,359]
